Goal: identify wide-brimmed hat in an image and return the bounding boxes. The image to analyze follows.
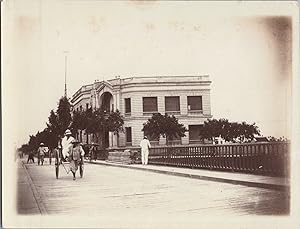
[40,142,45,146]
[64,129,72,135]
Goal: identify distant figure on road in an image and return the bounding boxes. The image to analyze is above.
[140,136,151,165]
[69,139,85,180]
[37,142,47,165]
[53,145,62,163]
[27,151,35,163]
[89,143,97,161]
[61,129,75,161]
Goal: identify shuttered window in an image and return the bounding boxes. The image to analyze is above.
[165,96,180,112]
[187,96,202,111]
[125,98,131,114]
[125,127,132,145]
[143,97,158,113]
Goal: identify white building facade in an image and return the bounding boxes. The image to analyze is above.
[71,75,212,148]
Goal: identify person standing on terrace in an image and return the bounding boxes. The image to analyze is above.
[140,136,151,165]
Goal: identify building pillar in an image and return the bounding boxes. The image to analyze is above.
[113,133,118,147]
[113,94,117,112]
[182,131,189,145]
[108,132,118,147]
[113,85,121,112]
[158,96,165,114]
[180,95,188,115]
[133,126,143,147]
[109,132,113,147]
[118,132,126,147]
[159,136,166,145]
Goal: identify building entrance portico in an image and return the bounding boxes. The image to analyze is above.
[99,91,113,113]
[99,91,113,149]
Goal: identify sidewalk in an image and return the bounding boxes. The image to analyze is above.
[86,159,290,191]
[17,159,47,215]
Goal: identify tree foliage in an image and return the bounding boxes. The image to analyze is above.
[106,109,124,135]
[56,96,72,136]
[70,108,124,139]
[47,110,59,133]
[267,136,288,142]
[70,110,87,133]
[46,110,61,147]
[202,118,260,143]
[85,108,106,135]
[18,144,30,154]
[142,113,187,144]
[21,94,126,152]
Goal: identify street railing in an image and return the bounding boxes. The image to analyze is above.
[115,142,290,177]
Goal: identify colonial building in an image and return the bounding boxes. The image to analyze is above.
[71,75,212,148]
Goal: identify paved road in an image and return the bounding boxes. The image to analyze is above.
[20,160,289,217]
[17,160,40,214]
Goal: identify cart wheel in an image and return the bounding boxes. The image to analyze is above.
[80,163,84,178]
[55,165,59,179]
[55,150,60,179]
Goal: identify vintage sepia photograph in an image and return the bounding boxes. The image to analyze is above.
[2,0,299,228]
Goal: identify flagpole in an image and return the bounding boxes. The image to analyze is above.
[64,51,69,98]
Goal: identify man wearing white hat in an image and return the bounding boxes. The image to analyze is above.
[61,129,75,160]
[139,136,151,165]
[37,142,47,165]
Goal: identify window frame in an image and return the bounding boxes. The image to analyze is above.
[187,96,203,113]
[125,127,132,146]
[165,96,180,114]
[142,97,158,114]
[124,98,131,115]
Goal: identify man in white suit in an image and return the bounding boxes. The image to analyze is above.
[61,129,75,160]
[139,136,151,165]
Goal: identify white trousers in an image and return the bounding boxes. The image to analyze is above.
[141,150,149,165]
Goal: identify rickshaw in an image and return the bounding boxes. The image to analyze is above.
[54,147,84,179]
[83,143,109,161]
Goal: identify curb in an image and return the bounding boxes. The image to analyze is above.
[86,160,289,192]
[21,161,48,215]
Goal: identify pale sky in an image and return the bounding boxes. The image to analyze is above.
[2,0,296,147]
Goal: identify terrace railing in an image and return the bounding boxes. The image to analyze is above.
[123,142,289,177]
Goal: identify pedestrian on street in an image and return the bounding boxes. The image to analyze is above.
[61,129,75,161]
[69,139,85,180]
[52,145,61,162]
[37,142,47,165]
[89,143,97,161]
[139,136,151,165]
[27,151,35,163]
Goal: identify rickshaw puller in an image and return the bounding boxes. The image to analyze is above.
[69,139,85,180]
